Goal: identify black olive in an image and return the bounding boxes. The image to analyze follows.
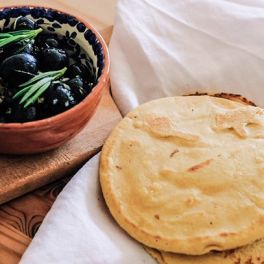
[35,34,60,49]
[1,39,35,59]
[84,58,95,79]
[2,86,15,103]
[39,48,68,71]
[13,16,36,30]
[67,76,83,89]
[45,82,77,115]
[66,64,81,78]
[84,82,94,93]
[0,100,5,122]
[7,104,37,123]
[67,76,88,101]
[0,53,38,86]
[0,96,6,122]
[66,62,95,83]
[45,38,59,48]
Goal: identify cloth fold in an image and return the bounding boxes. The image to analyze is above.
[20,154,154,264]
[111,0,264,115]
[21,0,264,263]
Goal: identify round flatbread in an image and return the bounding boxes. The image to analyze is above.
[145,238,264,264]
[100,95,264,255]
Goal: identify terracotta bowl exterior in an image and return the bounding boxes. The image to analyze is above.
[0,6,110,154]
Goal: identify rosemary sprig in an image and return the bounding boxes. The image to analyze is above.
[0,28,42,48]
[13,67,67,108]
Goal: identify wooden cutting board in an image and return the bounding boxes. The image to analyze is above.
[0,27,121,205]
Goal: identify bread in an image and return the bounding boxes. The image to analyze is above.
[100,95,264,255]
[144,94,264,263]
[145,239,264,264]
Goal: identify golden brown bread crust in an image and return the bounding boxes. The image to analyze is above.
[144,94,264,264]
[146,238,264,264]
[145,247,166,264]
[187,92,256,106]
[100,93,264,255]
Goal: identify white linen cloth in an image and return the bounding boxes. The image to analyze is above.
[20,0,264,263]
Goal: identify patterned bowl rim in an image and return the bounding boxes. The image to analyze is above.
[0,5,110,129]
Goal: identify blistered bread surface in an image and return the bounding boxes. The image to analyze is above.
[100,96,264,255]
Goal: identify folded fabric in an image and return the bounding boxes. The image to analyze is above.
[111,0,264,115]
[20,154,155,264]
[21,0,264,263]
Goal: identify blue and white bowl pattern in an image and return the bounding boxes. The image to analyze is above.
[0,6,105,81]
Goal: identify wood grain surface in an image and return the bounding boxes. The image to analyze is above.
[0,223,31,264]
[0,176,70,264]
[0,25,119,263]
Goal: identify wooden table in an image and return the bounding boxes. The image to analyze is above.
[0,24,120,264]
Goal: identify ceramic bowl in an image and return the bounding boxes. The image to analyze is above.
[0,6,110,154]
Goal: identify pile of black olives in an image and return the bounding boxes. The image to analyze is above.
[0,16,96,123]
